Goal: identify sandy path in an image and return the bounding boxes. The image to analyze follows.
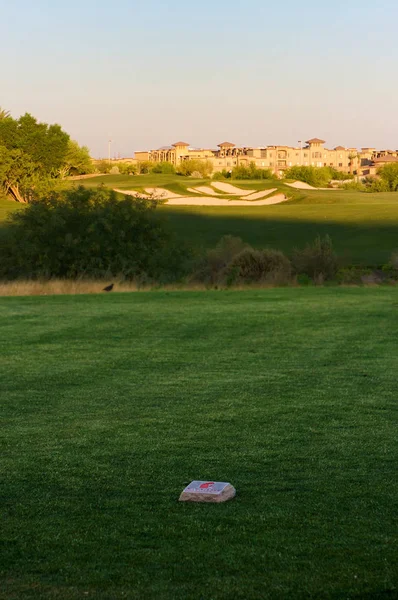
[242,188,277,200]
[211,182,254,195]
[284,181,316,190]
[166,194,286,206]
[187,186,221,196]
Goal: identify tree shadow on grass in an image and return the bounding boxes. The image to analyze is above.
[163,207,398,266]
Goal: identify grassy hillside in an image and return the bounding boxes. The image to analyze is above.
[1,175,398,265]
[2,288,397,599]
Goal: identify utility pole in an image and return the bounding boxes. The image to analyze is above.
[298,141,302,165]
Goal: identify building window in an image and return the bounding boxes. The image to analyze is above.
[339,163,343,167]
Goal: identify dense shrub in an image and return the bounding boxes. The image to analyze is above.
[377,163,398,191]
[227,248,291,284]
[363,176,390,192]
[212,170,230,180]
[151,161,176,174]
[0,186,188,281]
[328,168,353,181]
[137,161,152,174]
[232,162,274,180]
[336,266,372,284]
[176,159,213,178]
[118,162,138,175]
[341,180,366,191]
[292,235,338,281]
[193,235,248,284]
[95,160,111,174]
[285,166,332,187]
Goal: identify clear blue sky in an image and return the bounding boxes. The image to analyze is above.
[1,0,397,157]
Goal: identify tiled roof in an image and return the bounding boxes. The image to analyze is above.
[334,146,345,150]
[218,142,235,147]
[373,156,398,163]
[306,138,326,144]
[172,141,189,147]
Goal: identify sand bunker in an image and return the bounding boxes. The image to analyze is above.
[187,186,221,196]
[285,181,316,190]
[211,182,254,195]
[166,194,286,206]
[242,188,278,200]
[115,187,182,199]
[144,187,181,199]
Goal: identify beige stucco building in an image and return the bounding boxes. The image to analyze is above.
[134,139,398,177]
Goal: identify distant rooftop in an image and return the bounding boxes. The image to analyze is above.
[373,156,398,163]
[218,142,235,148]
[172,141,189,147]
[306,138,326,144]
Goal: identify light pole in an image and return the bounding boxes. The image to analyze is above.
[108,138,112,165]
[298,140,302,166]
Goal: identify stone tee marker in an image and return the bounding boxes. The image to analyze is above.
[179,481,236,503]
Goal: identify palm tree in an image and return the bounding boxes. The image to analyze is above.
[348,153,356,176]
[0,107,10,120]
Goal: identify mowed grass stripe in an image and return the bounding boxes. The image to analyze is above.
[1,288,397,599]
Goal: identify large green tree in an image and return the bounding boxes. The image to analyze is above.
[0,111,92,202]
[59,140,94,178]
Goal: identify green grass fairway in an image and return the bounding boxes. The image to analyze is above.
[2,288,397,599]
[163,199,398,265]
[76,176,398,265]
[1,176,398,265]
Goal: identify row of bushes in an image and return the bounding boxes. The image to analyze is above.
[213,163,275,180]
[1,187,397,284]
[192,235,339,285]
[284,166,353,188]
[95,160,177,176]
